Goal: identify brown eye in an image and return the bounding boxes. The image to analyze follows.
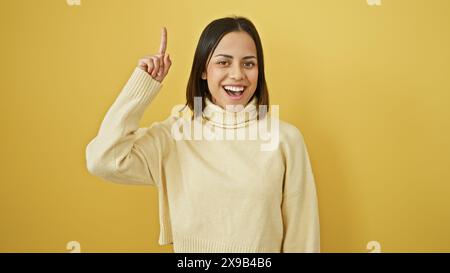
[218,61,228,65]
[244,62,255,68]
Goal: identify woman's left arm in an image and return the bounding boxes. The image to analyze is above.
[281,127,320,253]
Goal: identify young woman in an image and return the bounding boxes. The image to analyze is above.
[86,16,320,253]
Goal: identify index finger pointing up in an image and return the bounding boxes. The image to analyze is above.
[159,27,167,55]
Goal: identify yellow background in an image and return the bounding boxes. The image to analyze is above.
[1,0,449,252]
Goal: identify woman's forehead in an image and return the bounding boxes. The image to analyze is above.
[213,32,257,56]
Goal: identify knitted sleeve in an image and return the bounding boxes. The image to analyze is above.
[281,126,320,252]
[85,67,165,186]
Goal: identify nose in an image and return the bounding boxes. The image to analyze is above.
[229,63,244,80]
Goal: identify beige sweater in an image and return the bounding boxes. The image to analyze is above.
[85,67,320,253]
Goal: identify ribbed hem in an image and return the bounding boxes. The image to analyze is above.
[158,215,173,246]
[119,67,162,107]
[173,236,272,253]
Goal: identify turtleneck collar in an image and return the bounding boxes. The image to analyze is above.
[202,96,259,129]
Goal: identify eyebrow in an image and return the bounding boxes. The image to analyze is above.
[214,54,257,60]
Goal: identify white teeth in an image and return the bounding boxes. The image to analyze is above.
[223,85,245,92]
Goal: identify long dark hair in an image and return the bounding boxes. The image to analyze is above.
[184,16,269,119]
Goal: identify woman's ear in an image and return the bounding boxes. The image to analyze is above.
[201,72,207,80]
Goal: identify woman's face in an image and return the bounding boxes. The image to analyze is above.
[202,31,258,110]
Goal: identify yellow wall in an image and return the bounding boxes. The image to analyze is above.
[1,0,449,253]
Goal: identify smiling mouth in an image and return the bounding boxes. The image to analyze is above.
[222,86,246,97]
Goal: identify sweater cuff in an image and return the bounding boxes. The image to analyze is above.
[120,67,163,106]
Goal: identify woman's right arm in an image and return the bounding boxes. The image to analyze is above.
[85,27,172,186]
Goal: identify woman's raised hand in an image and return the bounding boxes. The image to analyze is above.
[137,27,172,83]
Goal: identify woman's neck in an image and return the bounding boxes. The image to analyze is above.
[202,96,259,129]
